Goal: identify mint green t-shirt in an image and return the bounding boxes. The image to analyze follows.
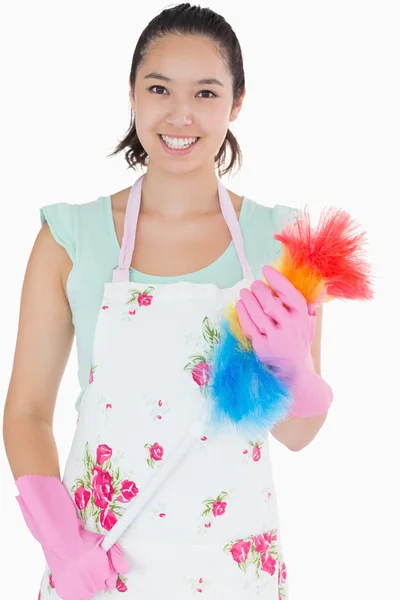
[39,194,298,410]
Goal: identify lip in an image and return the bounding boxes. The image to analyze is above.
[158,134,199,155]
[159,134,200,139]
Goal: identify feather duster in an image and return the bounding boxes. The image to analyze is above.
[207,206,374,437]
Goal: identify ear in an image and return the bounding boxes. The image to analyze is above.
[230,88,246,123]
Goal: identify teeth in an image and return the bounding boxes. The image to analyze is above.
[161,135,198,148]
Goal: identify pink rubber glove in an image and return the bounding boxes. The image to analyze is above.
[15,475,130,600]
[236,265,333,417]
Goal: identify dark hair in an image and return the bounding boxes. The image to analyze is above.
[108,3,245,178]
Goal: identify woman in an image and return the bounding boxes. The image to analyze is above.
[3,3,332,599]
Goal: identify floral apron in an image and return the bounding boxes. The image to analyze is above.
[38,174,289,599]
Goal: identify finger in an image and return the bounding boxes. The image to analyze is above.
[239,289,274,337]
[109,543,130,574]
[308,303,317,316]
[262,265,308,316]
[236,299,265,341]
[250,279,289,326]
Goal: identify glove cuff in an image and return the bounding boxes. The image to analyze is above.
[287,367,333,418]
[15,475,83,555]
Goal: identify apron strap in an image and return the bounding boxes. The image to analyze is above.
[217,179,254,281]
[112,175,144,283]
[113,174,254,283]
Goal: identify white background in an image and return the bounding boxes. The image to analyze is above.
[1,1,399,598]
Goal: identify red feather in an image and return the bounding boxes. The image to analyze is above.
[274,206,374,301]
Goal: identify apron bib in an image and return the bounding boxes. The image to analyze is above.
[39,175,289,599]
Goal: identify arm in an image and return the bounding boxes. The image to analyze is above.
[269,304,329,451]
[2,221,74,479]
[3,223,129,598]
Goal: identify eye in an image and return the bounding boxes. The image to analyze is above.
[148,85,216,98]
[148,85,168,95]
[198,90,217,99]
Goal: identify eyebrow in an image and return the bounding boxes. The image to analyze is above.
[143,72,224,87]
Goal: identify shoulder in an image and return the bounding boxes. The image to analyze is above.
[39,197,107,260]
[243,196,298,225]
[39,202,79,263]
[241,196,299,273]
[39,197,108,297]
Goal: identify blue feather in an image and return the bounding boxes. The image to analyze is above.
[208,318,293,438]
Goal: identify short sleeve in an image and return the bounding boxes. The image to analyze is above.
[272,203,299,259]
[39,202,77,263]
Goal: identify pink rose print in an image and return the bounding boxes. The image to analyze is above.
[38,591,41,600]
[201,491,228,522]
[92,466,114,508]
[128,309,136,316]
[150,443,163,460]
[49,573,55,588]
[261,552,277,575]
[252,534,270,553]
[71,442,139,533]
[138,293,153,306]
[224,528,282,578]
[145,442,164,468]
[116,480,139,503]
[100,505,118,531]
[146,397,170,422]
[245,440,263,461]
[204,522,212,528]
[279,560,287,586]
[230,540,251,564]
[106,403,112,409]
[96,443,112,466]
[159,513,166,518]
[74,485,90,510]
[88,363,97,384]
[116,575,128,592]
[264,530,277,544]
[101,305,109,310]
[212,500,227,517]
[201,436,207,441]
[252,534,270,554]
[184,316,221,397]
[191,362,211,386]
[127,286,155,311]
[243,449,248,454]
[185,575,209,594]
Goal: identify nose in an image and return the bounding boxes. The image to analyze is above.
[166,113,194,128]
[165,99,194,128]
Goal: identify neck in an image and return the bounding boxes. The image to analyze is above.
[139,161,222,218]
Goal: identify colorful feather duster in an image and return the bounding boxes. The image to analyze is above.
[207,206,374,437]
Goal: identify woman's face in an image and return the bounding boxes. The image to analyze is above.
[129,34,245,172]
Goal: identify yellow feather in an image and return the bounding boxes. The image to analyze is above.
[223,247,334,351]
[225,301,252,351]
[270,249,327,305]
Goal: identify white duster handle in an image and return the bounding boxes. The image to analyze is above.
[101,420,204,552]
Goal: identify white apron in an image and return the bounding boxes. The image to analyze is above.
[38,175,289,599]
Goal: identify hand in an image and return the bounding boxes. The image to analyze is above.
[40,523,129,599]
[236,265,316,379]
[15,475,130,600]
[236,265,333,417]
